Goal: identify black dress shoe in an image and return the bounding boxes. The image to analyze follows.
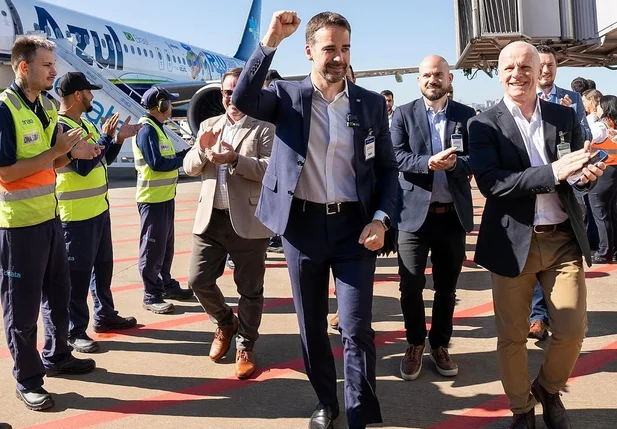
[509,409,535,428]
[93,314,137,333]
[0,423,13,429]
[591,254,608,264]
[45,356,96,377]
[531,379,571,428]
[163,287,194,301]
[16,387,54,411]
[309,402,340,429]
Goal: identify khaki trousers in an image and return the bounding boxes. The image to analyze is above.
[491,228,587,413]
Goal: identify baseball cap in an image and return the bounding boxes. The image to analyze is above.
[141,86,179,109]
[57,72,103,97]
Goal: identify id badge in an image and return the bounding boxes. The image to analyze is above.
[364,135,376,160]
[451,134,464,152]
[557,142,571,159]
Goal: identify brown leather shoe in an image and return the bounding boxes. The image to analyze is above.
[528,320,549,340]
[208,315,238,362]
[400,344,425,381]
[531,378,571,429]
[329,311,339,330]
[235,350,255,380]
[509,409,536,429]
[430,346,459,377]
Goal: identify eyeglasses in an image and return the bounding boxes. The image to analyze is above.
[221,89,233,98]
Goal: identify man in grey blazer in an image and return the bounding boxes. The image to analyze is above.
[183,67,274,380]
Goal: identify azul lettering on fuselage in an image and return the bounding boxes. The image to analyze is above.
[34,6,124,70]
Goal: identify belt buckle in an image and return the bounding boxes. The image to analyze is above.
[533,224,556,234]
[326,202,341,215]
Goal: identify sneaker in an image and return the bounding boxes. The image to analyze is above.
[143,301,174,314]
[163,287,194,301]
[93,314,137,333]
[44,356,96,377]
[400,344,425,381]
[226,257,235,270]
[68,333,100,353]
[430,346,459,377]
[15,387,54,411]
[528,320,549,340]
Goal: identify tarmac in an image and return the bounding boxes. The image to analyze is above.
[1,174,616,429]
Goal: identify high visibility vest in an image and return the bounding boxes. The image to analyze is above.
[0,88,58,228]
[593,128,617,166]
[131,117,178,203]
[56,116,109,221]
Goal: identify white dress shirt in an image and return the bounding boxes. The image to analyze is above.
[425,100,453,203]
[586,112,609,144]
[503,96,568,226]
[213,115,247,210]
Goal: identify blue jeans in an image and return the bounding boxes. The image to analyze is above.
[529,282,549,325]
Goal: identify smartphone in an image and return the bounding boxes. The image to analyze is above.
[566,150,609,185]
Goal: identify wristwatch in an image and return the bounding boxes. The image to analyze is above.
[67,150,75,162]
[373,212,391,230]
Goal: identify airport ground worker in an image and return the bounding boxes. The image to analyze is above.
[56,71,141,354]
[0,36,99,411]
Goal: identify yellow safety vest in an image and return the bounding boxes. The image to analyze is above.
[56,116,109,222]
[131,117,178,203]
[0,88,58,228]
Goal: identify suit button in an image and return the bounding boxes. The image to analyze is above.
[288,190,294,196]
[297,161,304,166]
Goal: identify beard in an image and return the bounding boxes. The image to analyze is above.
[421,85,447,101]
[319,63,347,84]
[538,77,554,90]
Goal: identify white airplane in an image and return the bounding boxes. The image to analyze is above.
[0,0,421,161]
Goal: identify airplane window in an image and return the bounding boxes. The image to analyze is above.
[143,50,147,57]
[137,47,141,55]
[182,58,186,65]
[173,56,176,63]
[76,34,82,44]
[150,50,154,58]
[124,44,128,53]
[101,39,107,49]
[84,34,90,44]
[65,30,71,38]
[55,28,62,39]
[166,54,171,62]
[44,26,51,37]
[93,37,99,48]
[158,52,162,60]
[1,11,6,17]
[34,23,40,31]
[131,46,135,54]
[116,42,122,52]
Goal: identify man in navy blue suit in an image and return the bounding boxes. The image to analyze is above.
[391,55,475,382]
[232,10,398,429]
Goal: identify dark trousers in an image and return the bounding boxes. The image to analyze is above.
[137,200,178,303]
[188,209,269,351]
[282,198,382,427]
[398,210,466,349]
[63,210,117,338]
[0,218,72,391]
[588,164,617,258]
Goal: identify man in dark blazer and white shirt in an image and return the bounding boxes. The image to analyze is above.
[468,41,605,429]
[391,55,475,382]
[233,10,398,429]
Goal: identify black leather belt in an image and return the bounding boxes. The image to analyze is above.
[428,202,455,214]
[294,198,360,215]
[213,207,230,216]
[533,220,571,233]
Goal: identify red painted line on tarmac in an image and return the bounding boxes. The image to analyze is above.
[20,300,496,429]
[427,340,617,429]
[110,199,196,210]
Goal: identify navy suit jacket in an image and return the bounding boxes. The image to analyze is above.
[232,46,398,235]
[391,99,476,233]
[553,85,592,141]
[468,100,592,278]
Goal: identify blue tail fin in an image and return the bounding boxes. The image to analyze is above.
[234,0,262,62]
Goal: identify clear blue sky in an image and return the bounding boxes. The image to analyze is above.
[52,0,617,106]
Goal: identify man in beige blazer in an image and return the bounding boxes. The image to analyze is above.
[183,67,274,380]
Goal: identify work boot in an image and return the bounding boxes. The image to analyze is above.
[209,315,239,361]
[531,378,572,429]
[68,333,100,353]
[15,387,54,411]
[93,314,137,333]
[508,409,536,429]
[44,355,96,377]
[163,286,194,301]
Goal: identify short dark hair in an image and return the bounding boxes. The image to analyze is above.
[380,90,393,98]
[536,44,557,60]
[11,35,55,73]
[348,65,355,80]
[305,12,351,45]
[586,78,596,90]
[599,95,617,123]
[221,67,242,86]
[571,77,589,94]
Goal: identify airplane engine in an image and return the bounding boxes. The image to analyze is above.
[187,83,225,136]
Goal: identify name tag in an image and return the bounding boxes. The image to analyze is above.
[451,134,464,152]
[23,131,40,145]
[557,143,571,158]
[364,135,375,160]
[159,144,171,152]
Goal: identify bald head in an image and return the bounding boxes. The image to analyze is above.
[418,55,452,103]
[498,41,540,107]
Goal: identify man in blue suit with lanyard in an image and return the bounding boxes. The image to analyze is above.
[232,10,398,429]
